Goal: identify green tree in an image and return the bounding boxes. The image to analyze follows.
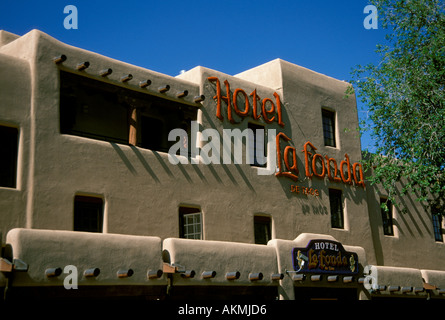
[349,0,444,214]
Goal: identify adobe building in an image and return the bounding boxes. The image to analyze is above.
[0,29,444,301]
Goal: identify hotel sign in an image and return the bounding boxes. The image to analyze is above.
[292,240,359,275]
[206,77,366,188]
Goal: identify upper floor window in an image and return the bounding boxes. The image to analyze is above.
[380,198,394,236]
[432,206,443,242]
[0,125,18,188]
[254,215,272,245]
[59,71,197,152]
[322,109,336,147]
[73,195,104,232]
[179,206,202,240]
[329,189,344,229]
[248,122,267,167]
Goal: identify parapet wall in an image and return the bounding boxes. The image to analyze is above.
[1,228,444,301]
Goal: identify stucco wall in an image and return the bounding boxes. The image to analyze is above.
[0,49,30,239]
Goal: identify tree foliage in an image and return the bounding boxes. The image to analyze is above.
[349,0,445,214]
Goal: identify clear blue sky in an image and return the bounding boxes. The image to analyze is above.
[0,0,387,151]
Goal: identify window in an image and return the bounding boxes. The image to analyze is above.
[322,109,336,147]
[60,71,197,152]
[380,198,394,236]
[60,72,129,144]
[0,125,18,188]
[254,215,271,245]
[329,189,344,229]
[179,207,202,239]
[432,207,443,242]
[248,122,267,167]
[74,195,104,232]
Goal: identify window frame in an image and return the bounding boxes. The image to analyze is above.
[329,188,344,229]
[254,215,272,245]
[322,109,336,148]
[380,198,395,236]
[59,71,197,153]
[432,207,443,242]
[179,206,202,240]
[248,122,267,168]
[73,195,104,233]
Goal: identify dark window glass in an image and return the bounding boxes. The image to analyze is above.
[74,195,103,232]
[432,206,443,242]
[140,116,165,151]
[254,216,271,245]
[248,122,267,167]
[329,189,344,229]
[59,71,197,152]
[380,198,394,236]
[60,72,129,144]
[322,109,336,147]
[0,126,18,188]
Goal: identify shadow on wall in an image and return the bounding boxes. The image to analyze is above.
[365,175,436,266]
[106,79,302,195]
[109,139,258,193]
[396,180,433,238]
[364,182,384,266]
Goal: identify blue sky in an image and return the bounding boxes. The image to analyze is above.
[0,0,387,151]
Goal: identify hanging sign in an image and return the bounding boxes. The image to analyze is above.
[292,239,359,275]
